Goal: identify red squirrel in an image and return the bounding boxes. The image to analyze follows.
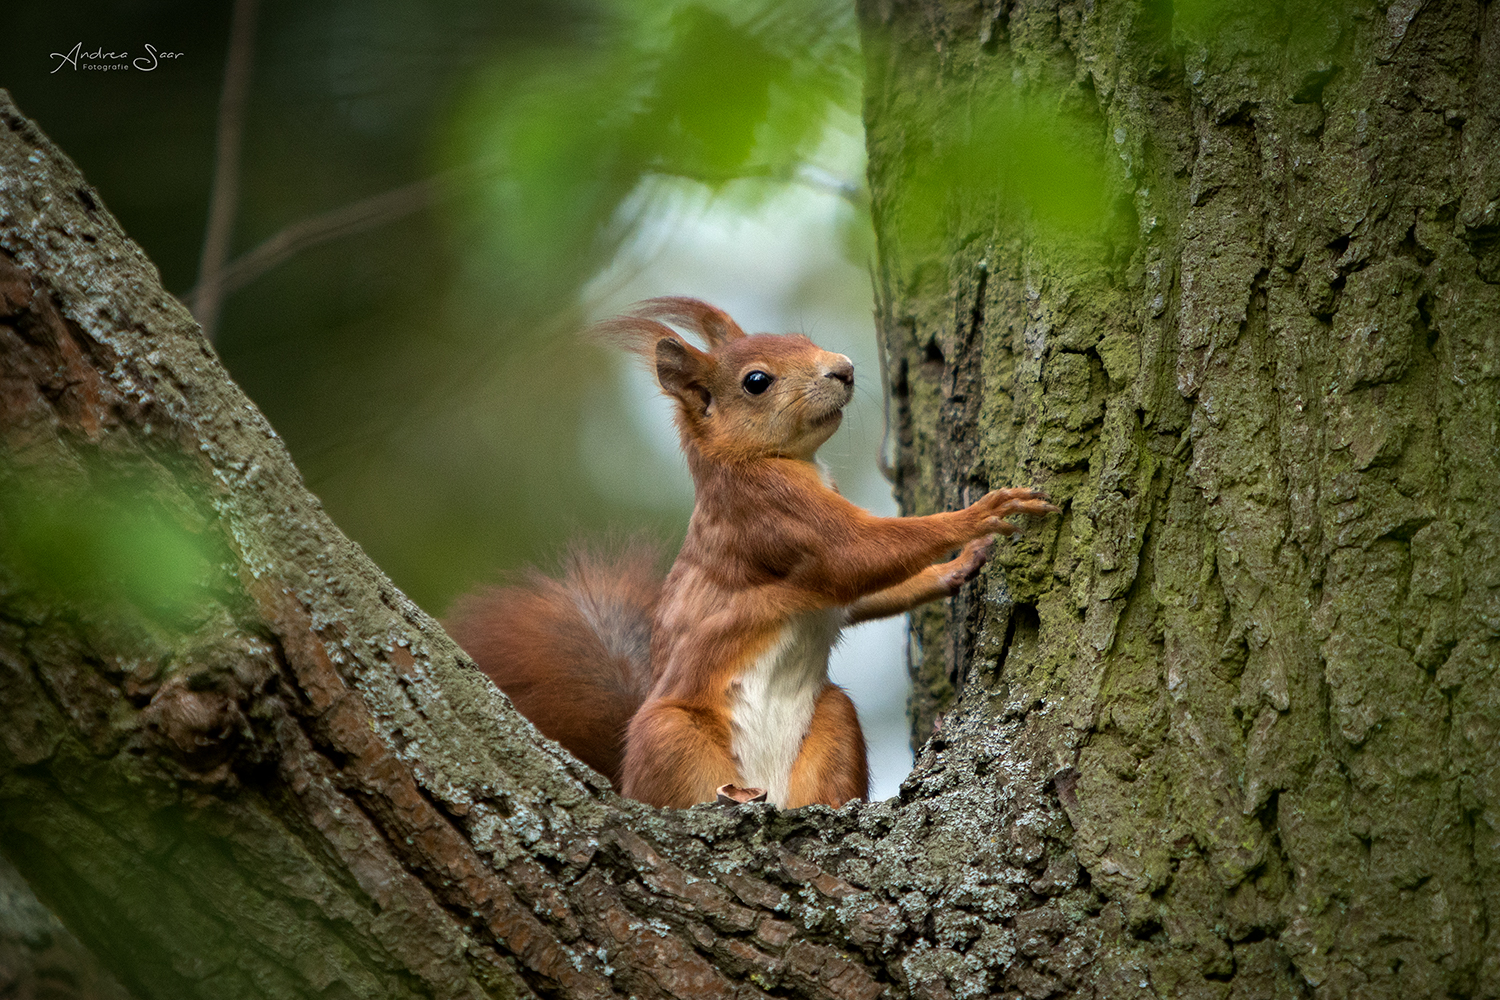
[447,298,1056,809]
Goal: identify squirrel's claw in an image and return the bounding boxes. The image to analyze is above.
[979,487,1060,519]
[940,537,995,591]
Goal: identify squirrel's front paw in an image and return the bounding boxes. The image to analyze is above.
[939,537,995,591]
[976,487,1059,530]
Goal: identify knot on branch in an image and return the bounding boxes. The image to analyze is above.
[140,676,249,778]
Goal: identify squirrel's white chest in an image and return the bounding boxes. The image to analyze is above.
[728,608,844,806]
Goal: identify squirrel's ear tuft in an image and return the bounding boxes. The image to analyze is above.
[593,298,745,357]
[592,314,676,360]
[655,337,713,415]
[629,297,747,349]
[593,316,712,416]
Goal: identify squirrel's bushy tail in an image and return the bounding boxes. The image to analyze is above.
[446,542,661,786]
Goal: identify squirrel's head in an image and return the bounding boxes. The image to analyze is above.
[598,298,855,462]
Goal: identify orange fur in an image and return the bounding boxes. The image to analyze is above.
[846,537,994,625]
[445,544,659,784]
[451,299,1058,809]
[619,700,740,808]
[784,685,868,808]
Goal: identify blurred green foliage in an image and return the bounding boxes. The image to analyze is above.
[444,0,861,303]
[895,84,1114,255]
[1168,0,1353,79]
[0,460,218,626]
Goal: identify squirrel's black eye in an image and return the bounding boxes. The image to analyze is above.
[742,370,774,395]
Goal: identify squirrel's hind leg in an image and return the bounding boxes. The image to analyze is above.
[621,700,740,808]
[784,684,869,808]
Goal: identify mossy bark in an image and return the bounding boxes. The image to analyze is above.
[865,0,1500,996]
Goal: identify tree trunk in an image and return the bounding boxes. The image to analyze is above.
[2,0,1498,991]
[863,0,1500,997]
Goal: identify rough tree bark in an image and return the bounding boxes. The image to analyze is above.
[864,0,1500,997]
[0,0,1497,995]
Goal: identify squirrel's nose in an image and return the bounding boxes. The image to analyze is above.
[824,355,854,386]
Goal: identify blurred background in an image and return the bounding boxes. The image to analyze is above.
[1,0,919,797]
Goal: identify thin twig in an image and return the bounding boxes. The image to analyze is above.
[192,0,258,342]
[186,158,859,309]
[647,162,867,209]
[792,164,866,208]
[186,173,451,304]
[871,258,897,484]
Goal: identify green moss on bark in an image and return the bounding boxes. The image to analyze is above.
[866,0,1500,994]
